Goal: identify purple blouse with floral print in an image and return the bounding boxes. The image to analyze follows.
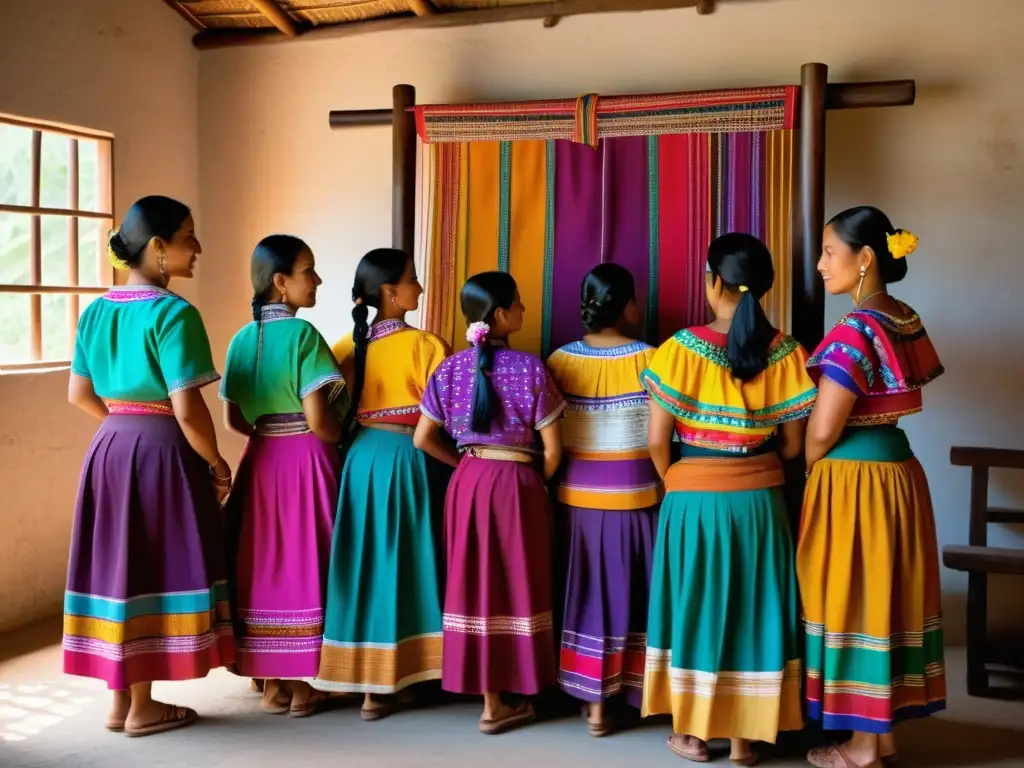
[421,345,565,454]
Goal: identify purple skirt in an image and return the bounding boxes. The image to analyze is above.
[558,505,658,707]
[227,431,340,679]
[64,413,235,690]
[442,456,556,695]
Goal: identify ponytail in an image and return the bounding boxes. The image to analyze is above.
[251,295,265,323]
[471,343,498,432]
[706,232,778,382]
[726,289,777,381]
[343,302,370,434]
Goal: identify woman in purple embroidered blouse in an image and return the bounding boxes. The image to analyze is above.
[414,272,564,735]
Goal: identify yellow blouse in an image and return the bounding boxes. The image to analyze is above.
[641,326,816,454]
[332,319,450,427]
[546,340,662,511]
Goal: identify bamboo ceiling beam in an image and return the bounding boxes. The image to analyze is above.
[251,0,298,36]
[161,0,205,31]
[407,0,436,16]
[194,0,701,49]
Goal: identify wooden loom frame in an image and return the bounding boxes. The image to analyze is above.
[327,63,915,352]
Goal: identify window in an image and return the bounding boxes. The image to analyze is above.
[0,114,113,370]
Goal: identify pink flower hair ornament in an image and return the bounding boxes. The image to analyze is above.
[466,321,491,347]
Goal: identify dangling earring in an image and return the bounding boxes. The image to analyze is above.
[157,247,168,278]
[855,264,866,303]
[390,295,397,308]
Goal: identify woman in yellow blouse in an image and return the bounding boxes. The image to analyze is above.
[641,234,816,764]
[314,248,450,720]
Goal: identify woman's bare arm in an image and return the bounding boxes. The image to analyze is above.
[805,377,857,469]
[68,373,108,420]
[648,402,676,480]
[223,401,253,439]
[778,417,808,462]
[302,388,342,445]
[413,415,460,468]
[538,422,563,481]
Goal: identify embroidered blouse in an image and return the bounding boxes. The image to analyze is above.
[421,345,565,454]
[641,326,816,454]
[332,319,450,427]
[547,340,661,510]
[806,304,943,426]
[71,284,219,401]
[220,304,344,426]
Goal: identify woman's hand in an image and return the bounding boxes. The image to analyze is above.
[210,456,232,504]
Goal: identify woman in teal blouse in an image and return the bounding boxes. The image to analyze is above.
[65,196,235,737]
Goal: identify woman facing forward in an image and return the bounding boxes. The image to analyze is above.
[546,264,661,736]
[415,272,565,735]
[65,196,234,736]
[641,234,816,764]
[222,235,344,717]
[315,248,450,720]
[800,207,945,768]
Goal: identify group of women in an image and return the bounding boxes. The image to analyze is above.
[64,194,946,768]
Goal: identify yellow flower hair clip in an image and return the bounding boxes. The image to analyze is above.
[886,230,919,260]
[107,231,130,271]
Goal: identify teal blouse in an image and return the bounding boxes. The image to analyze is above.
[220,304,344,424]
[71,285,219,401]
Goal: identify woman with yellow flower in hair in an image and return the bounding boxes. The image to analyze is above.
[64,196,234,737]
[799,206,945,768]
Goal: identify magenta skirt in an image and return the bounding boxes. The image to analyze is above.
[441,455,556,695]
[226,427,340,679]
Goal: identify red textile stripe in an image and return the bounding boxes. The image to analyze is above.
[690,134,712,327]
[657,134,690,340]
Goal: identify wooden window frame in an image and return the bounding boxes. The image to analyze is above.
[0,115,114,371]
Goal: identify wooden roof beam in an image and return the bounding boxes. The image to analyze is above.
[251,0,298,36]
[696,0,714,14]
[194,0,704,49]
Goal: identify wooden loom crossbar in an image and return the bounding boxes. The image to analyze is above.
[328,66,915,352]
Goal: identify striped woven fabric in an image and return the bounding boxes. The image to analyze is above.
[420,126,795,357]
[414,87,798,144]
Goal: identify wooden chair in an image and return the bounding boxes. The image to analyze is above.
[943,446,1024,697]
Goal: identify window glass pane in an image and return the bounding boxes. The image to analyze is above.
[42,293,71,361]
[41,215,71,286]
[40,133,70,209]
[0,294,31,364]
[79,140,100,213]
[0,212,31,285]
[79,217,108,287]
[0,125,32,206]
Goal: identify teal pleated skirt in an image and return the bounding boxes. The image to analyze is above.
[642,487,803,743]
[315,427,444,693]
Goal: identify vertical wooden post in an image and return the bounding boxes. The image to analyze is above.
[98,139,114,286]
[392,84,416,255]
[29,130,42,361]
[67,137,80,358]
[793,62,827,353]
[966,465,990,696]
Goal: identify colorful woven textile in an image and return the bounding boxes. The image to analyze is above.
[414,87,798,144]
[420,100,795,356]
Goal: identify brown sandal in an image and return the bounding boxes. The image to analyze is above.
[124,705,198,738]
[479,702,535,735]
[104,719,126,732]
[807,744,883,768]
[668,734,710,763]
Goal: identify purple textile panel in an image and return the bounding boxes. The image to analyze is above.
[549,138,650,353]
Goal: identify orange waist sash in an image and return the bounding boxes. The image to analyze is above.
[664,452,784,493]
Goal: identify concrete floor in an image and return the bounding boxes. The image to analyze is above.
[1,618,1023,768]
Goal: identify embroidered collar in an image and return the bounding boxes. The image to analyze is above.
[261,303,296,322]
[564,340,649,358]
[368,319,410,342]
[103,284,175,303]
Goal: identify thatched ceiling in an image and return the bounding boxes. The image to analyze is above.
[164,0,716,49]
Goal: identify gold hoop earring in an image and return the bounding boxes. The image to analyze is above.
[855,265,867,303]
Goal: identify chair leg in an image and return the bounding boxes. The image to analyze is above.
[966,571,989,697]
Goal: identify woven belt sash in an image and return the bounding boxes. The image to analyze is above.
[664,452,784,493]
[105,400,174,417]
[254,413,311,436]
[466,446,536,464]
[363,422,416,436]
